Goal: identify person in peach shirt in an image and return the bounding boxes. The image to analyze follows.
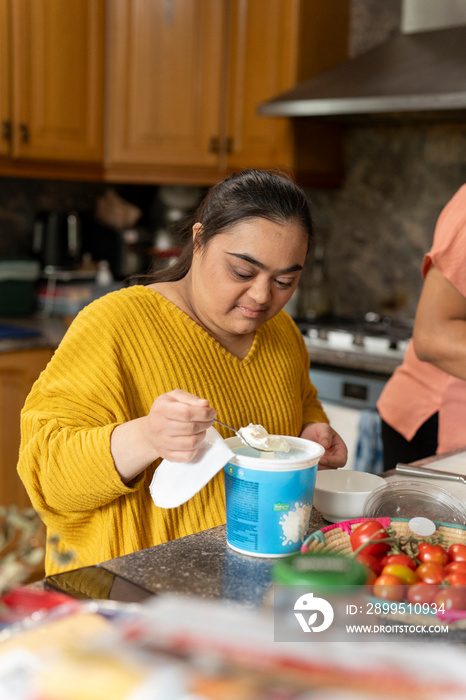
[377,184,466,470]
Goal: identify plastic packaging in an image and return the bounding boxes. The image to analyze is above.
[363,480,466,526]
[273,551,367,587]
[224,436,324,557]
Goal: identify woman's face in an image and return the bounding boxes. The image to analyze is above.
[188,217,308,342]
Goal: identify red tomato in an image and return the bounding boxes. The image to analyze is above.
[364,568,377,585]
[356,552,384,575]
[418,543,448,566]
[350,521,389,558]
[380,553,416,571]
[445,561,466,575]
[373,574,405,601]
[434,587,466,611]
[447,543,466,563]
[416,561,445,585]
[406,583,439,605]
[382,564,419,585]
[444,572,466,586]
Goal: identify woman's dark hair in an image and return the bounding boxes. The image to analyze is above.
[148,169,314,283]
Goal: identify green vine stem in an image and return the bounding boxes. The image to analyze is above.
[351,525,447,562]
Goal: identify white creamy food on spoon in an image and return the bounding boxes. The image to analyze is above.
[238,423,291,452]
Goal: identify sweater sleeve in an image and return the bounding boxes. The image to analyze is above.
[287,316,328,426]
[18,297,147,516]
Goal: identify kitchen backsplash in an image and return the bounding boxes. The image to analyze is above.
[2,0,466,322]
[304,122,466,321]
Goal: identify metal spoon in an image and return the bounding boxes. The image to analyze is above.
[396,462,466,485]
[213,419,275,452]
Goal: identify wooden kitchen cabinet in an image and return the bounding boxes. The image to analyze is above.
[0,348,53,508]
[0,0,349,185]
[0,0,105,172]
[225,0,349,179]
[105,0,350,185]
[106,0,226,178]
[0,0,10,158]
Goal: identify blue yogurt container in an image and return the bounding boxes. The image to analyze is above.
[224,436,325,557]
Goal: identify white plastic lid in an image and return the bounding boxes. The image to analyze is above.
[226,436,325,472]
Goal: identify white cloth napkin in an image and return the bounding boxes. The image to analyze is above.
[150,426,234,509]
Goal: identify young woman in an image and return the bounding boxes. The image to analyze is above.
[18,169,346,574]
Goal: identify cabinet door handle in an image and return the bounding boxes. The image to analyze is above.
[226,137,233,154]
[209,136,220,154]
[19,123,29,143]
[1,120,12,141]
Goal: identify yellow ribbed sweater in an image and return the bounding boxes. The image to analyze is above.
[18,286,327,574]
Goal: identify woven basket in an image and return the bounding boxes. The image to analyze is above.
[304,517,466,629]
[304,517,466,555]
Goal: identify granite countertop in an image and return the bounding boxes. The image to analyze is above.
[87,508,330,609]
[0,315,67,353]
[58,449,466,608]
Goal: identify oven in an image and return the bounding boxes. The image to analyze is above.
[296,314,413,473]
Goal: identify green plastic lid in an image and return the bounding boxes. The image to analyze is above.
[273,552,367,588]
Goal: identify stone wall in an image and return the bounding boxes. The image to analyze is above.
[305,123,466,320]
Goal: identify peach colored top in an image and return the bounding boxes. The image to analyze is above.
[377,184,466,455]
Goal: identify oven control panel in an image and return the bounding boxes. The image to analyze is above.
[310,365,388,410]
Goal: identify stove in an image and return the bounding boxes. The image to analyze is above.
[295,313,413,355]
[294,314,413,471]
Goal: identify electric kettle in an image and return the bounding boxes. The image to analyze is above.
[32,210,81,270]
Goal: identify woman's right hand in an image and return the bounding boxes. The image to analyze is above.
[144,389,217,462]
[111,389,216,483]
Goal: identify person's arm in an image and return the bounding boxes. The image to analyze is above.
[412,265,466,380]
[111,390,216,483]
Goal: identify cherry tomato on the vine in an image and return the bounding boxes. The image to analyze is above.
[416,561,445,585]
[434,587,466,611]
[406,583,440,606]
[444,571,466,586]
[381,563,419,585]
[380,553,416,571]
[364,568,377,585]
[417,542,448,566]
[448,543,466,563]
[444,561,466,575]
[350,520,389,558]
[356,552,384,576]
[373,573,405,601]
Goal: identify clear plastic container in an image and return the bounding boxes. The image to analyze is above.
[363,480,466,526]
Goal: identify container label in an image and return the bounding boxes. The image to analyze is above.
[224,462,317,556]
[273,502,290,512]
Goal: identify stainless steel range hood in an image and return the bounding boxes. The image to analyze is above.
[259,23,466,121]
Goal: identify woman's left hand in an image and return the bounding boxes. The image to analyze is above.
[300,422,348,469]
